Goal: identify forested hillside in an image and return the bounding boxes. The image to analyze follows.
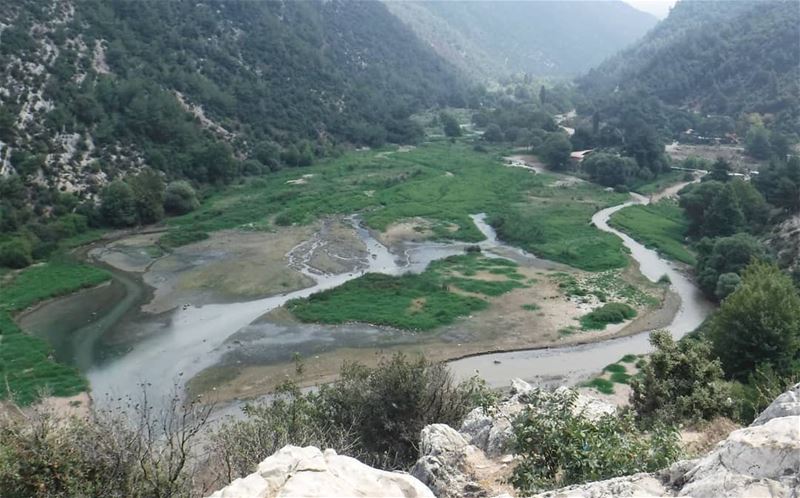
[0,0,464,192]
[385,0,657,79]
[579,0,800,134]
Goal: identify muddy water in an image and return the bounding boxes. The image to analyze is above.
[447,193,714,387]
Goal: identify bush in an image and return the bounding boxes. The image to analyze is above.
[214,354,492,473]
[164,181,200,215]
[511,388,680,493]
[0,237,33,268]
[631,330,734,425]
[580,302,637,330]
[100,181,137,227]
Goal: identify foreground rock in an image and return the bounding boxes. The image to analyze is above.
[207,445,434,498]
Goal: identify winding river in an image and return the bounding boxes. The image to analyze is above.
[21,167,713,407]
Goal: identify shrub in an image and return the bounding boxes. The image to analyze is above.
[164,181,200,215]
[214,353,492,473]
[580,302,636,330]
[511,388,680,493]
[0,237,33,268]
[631,330,733,424]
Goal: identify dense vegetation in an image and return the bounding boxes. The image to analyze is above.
[579,0,800,135]
[287,254,525,330]
[610,200,696,265]
[511,388,680,493]
[0,0,468,266]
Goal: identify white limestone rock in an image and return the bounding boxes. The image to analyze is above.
[751,382,800,426]
[208,445,434,498]
[411,424,487,498]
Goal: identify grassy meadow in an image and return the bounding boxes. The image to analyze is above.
[287,253,527,330]
[609,200,696,265]
[164,140,630,271]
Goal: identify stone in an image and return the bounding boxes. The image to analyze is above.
[529,473,669,498]
[411,424,486,498]
[207,445,434,498]
[751,382,800,426]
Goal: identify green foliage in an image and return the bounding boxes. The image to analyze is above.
[580,302,637,330]
[158,229,209,249]
[695,233,766,300]
[582,377,615,395]
[0,237,33,269]
[0,261,108,404]
[754,156,800,214]
[582,152,639,187]
[286,254,525,331]
[163,180,200,215]
[99,180,137,228]
[679,180,768,238]
[745,125,772,159]
[580,1,800,135]
[709,261,800,382]
[631,331,733,425]
[127,168,165,224]
[511,388,681,493]
[215,354,492,472]
[440,111,462,138]
[610,200,696,265]
[538,133,572,170]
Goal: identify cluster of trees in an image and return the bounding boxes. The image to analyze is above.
[97,169,198,228]
[632,260,800,427]
[676,153,800,300]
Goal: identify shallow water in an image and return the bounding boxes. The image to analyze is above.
[447,193,714,386]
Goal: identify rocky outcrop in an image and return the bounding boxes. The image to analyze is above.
[530,382,800,498]
[207,446,434,498]
[206,382,799,498]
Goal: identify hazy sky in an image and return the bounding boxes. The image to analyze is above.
[621,0,678,18]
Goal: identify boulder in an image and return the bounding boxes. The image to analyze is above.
[410,424,488,498]
[207,445,434,498]
[751,382,800,426]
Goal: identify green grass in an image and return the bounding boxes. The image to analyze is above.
[287,253,525,330]
[580,302,637,330]
[629,170,685,196]
[521,303,540,311]
[620,354,638,363]
[582,378,615,395]
[163,141,630,269]
[0,261,109,404]
[609,200,696,265]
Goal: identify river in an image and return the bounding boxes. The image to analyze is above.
[21,169,713,408]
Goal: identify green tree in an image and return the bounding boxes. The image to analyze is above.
[709,261,800,381]
[695,233,766,300]
[127,169,165,224]
[483,123,504,142]
[100,181,137,227]
[702,183,745,237]
[745,125,771,159]
[539,85,546,105]
[539,133,572,171]
[440,112,462,138]
[708,158,731,182]
[164,181,199,215]
[582,152,638,187]
[631,330,732,424]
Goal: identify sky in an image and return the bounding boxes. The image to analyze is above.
[621,0,679,18]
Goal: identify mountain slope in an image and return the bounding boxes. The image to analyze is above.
[385,0,658,79]
[579,0,800,132]
[0,0,464,194]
